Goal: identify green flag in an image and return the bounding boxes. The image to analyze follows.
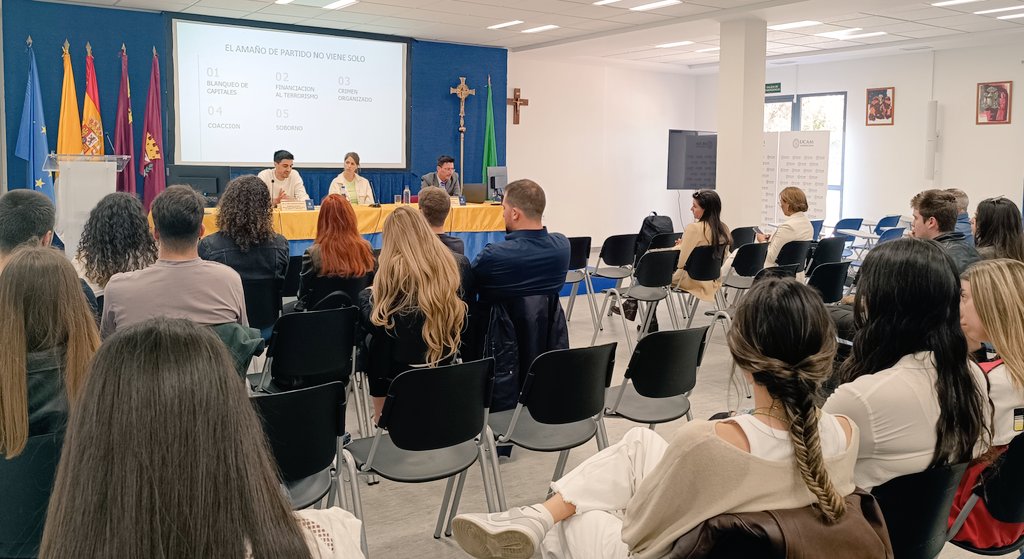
[481,76,497,183]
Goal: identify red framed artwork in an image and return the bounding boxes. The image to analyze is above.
[866,87,894,126]
[977,81,1012,125]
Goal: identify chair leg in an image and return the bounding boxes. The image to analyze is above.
[445,470,469,537]
[685,296,700,328]
[566,281,579,321]
[665,292,680,330]
[618,295,634,354]
[583,274,600,332]
[552,449,570,483]
[596,417,609,450]
[637,301,657,341]
[485,426,507,511]
[591,291,613,345]
[434,475,458,539]
[341,449,364,520]
[476,441,496,513]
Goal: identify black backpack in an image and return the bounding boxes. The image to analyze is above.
[634,212,674,263]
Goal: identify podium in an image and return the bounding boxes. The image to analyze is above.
[43,154,131,258]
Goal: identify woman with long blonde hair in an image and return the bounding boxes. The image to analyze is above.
[0,247,99,458]
[948,258,1024,548]
[361,205,467,419]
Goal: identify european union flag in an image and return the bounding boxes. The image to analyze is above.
[15,40,54,202]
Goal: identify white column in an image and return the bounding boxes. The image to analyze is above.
[715,18,766,228]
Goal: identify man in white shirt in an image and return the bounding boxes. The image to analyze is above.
[257,149,309,205]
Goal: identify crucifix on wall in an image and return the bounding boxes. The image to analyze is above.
[507,88,529,125]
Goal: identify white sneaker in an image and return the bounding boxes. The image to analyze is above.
[452,505,554,559]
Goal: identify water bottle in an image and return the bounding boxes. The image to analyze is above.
[402,185,411,204]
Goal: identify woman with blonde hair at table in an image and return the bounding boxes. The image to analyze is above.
[360,205,468,421]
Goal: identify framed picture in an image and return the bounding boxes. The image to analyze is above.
[977,81,1012,125]
[866,87,895,126]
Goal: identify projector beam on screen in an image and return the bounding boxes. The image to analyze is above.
[172,19,408,169]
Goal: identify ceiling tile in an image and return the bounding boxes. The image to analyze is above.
[602,11,671,24]
[181,5,253,17]
[257,3,325,17]
[191,0,267,12]
[897,26,965,37]
[875,6,963,20]
[769,45,818,54]
[244,12,307,23]
[116,0,193,10]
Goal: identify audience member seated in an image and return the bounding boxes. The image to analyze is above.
[359,206,468,421]
[328,152,375,205]
[452,278,859,559]
[73,192,157,303]
[0,189,98,317]
[199,175,288,281]
[293,194,375,311]
[973,196,1024,262]
[101,186,247,337]
[420,154,462,196]
[947,258,1024,547]
[38,318,363,558]
[673,189,731,300]
[0,247,99,459]
[909,189,980,274]
[758,186,813,268]
[823,238,990,490]
[418,185,465,255]
[947,187,975,246]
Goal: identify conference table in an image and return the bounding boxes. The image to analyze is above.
[199,202,506,260]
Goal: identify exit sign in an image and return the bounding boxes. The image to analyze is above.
[765,82,782,94]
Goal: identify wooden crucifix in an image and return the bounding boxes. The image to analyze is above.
[507,88,529,125]
[450,77,475,182]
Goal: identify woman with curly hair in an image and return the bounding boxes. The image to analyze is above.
[294,194,375,311]
[74,192,156,299]
[199,175,289,284]
[360,205,468,420]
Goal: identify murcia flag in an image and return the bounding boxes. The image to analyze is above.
[140,48,165,211]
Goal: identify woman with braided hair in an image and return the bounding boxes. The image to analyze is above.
[451,278,858,559]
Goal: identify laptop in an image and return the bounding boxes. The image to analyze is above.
[463,183,487,204]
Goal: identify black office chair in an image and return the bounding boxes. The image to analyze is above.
[873,462,969,559]
[301,274,370,312]
[721,242,769,298]
[807,261,851,304]
[565,236,598,330]
[648,231,683,251]
[592,250,680,352]
[488,343,616,510]
[341,359,499,540]
[281,255,302,298]
[806,236,847,276]
[251,381,345,510]
[241,278,284,335]
[730,226,758,249]
[0,432,63,559]
[605,327,709,428]
[754,264,800,281]
[774,240,813,273]
[248,307,358,392]
[947,434,1024,555]
[311,290,353,311]
[674,245,726,330]
[586,233,639,294]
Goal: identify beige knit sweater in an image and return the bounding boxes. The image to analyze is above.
[620,419,860,559]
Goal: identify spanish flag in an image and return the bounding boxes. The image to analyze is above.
[57,40,82,155]
[82,42,104,155]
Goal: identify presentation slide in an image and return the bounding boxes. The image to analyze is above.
[172,20,407,168]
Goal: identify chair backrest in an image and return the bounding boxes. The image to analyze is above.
[269,307,358,384]
[648,232,683,251]
[242,278,283,330]
[625,327,708,398]
[521,343,616,424]
[307,274,370,311]
[833,218,864,232]
[807,261,851,304]
[976,433,1024,523]
[810,219,825,241]
[597,234,639,267]
[311,290,353,311]
[251,382,344,483]
[0,432,62,558]
[730,242,769,278]
[683,245,724,282]
[876,227,905,244]
[807,237,847,275]
[634,250,680,288]
[379,359,495,451]
[872,462,968,559]
[874,215,902,234]
[281,255,302,298]
[774,240,813,272]
[753,264,799,282]
[730,227,757,249]
[567,236,592,271]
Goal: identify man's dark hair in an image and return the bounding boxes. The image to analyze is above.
[273,150,294,163]
[436,155,455,167]
[152,185,206,251]
[418,186,451,228]
[504,179,546,221]
[910,189,957,232]
[0,189,55,254]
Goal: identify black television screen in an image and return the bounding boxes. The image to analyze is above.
[667,130,717,190]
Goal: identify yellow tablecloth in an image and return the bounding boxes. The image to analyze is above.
[199,203,504,240]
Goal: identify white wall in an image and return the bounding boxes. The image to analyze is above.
[506,55,698,242]
[695,44,1024,222]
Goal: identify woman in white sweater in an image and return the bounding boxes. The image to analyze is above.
[758,186,814,268]
[452,278,860,559]
[328,152,375,205]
